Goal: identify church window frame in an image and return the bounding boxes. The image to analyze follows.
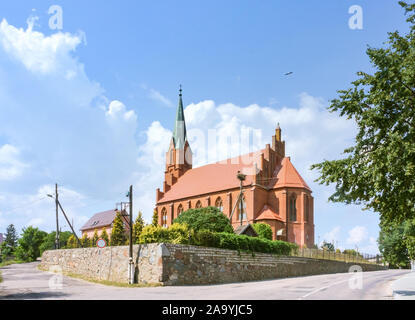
[195,200,202,209]
[215,197,223,212]
[161,208,168,228]
[177,204,184,216]
[289,195,297,222]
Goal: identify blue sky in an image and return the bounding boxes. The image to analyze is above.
[0,1,410,253]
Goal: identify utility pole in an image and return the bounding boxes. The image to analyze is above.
[55,183,60,249]
[127,185,134,284]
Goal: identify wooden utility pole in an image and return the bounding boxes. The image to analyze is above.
[55,183,60,249]
[128,185,134,284]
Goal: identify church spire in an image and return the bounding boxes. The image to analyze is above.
[172,85,187,149]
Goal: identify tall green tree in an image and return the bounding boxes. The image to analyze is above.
[39,231,72,255]
[378,222,410,268]
[152,209,159,226]
[133,211,145,244]
[111,212,127,246]
[311,2,415,226]
[403,218,415,261]
[4,224,18,251]
[92,229,99,247]
[80,234,91,247]
[15,226,47,262]
[100,229,109,245]
[66,234,79,249]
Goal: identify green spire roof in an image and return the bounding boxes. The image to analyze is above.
[172,86,187,149]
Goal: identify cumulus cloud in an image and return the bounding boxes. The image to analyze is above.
[0,18,84,75]
[322,226,341,246]
[0,144,28,180]
[0,17,139,233]
[347,226,368,246]
[0,184,90,232]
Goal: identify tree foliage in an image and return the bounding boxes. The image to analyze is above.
[378,222,410,268]
[152,209,159,226]
[100,229,109,245]
[80,234,91,247]
[311,2,415,225]
[321,241,335,252]
[110,212,127,246]
[14,226,47,262]
[92,229,99,247]
[173,206,234,233]
[39,231,72,254]
[252,223,273,240]
[4,224,18,250]
[133,211,145,244]
[66,234,79,249]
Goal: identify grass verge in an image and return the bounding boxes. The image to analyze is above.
[37,265,161,288]
[0,270,2,283]
[0,260,25,268]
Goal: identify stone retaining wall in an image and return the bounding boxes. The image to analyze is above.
[40,243,387,285]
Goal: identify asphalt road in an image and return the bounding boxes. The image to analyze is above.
[0,262,409,300]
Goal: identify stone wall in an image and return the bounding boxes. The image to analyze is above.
[40,243,387,285]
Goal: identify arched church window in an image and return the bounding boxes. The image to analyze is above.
[177,204,184,216]
[305,196,309,222]
[161,208,168,228]
[239,197,247,221]
[289,195,297,222]
[195,200,202,209]
[215,197,223,212]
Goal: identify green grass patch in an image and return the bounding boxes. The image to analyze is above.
[37,265,161,288]
[0,270,2,283]
[0,260,25,268]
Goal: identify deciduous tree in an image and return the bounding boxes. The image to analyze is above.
[311,2,415,226]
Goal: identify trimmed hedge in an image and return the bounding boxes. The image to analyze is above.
[139,223,298,256]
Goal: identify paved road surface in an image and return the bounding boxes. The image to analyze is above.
[0,262,409,300]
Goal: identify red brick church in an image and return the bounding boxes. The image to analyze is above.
[155,89,315,248]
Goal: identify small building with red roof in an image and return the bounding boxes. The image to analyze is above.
[155,90,315,248]
[80,209,130,240]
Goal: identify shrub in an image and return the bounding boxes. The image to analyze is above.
[100,229,109,244]
[173,206,234,233]
[167,223,192,244]
[192,230,221,248]
[111,212,127,246]
[252,223,273,240]
[92,230,99,247]
[66,235,79,248]
[193,232,298,256]
[138,225,169,244]
[81,234,91,247]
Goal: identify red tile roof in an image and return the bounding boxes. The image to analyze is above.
[158,151,263,203]
[80,209,118,231]
[256,205,284,221]
[157,154,310,203]
[269,157,311,191]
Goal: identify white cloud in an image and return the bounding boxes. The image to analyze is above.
[347,226,368,246]
[0,184,89,234]
[0,18,84,75]
[0,144,28,180]
[141,84,173,107]
[322,226,341,245]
